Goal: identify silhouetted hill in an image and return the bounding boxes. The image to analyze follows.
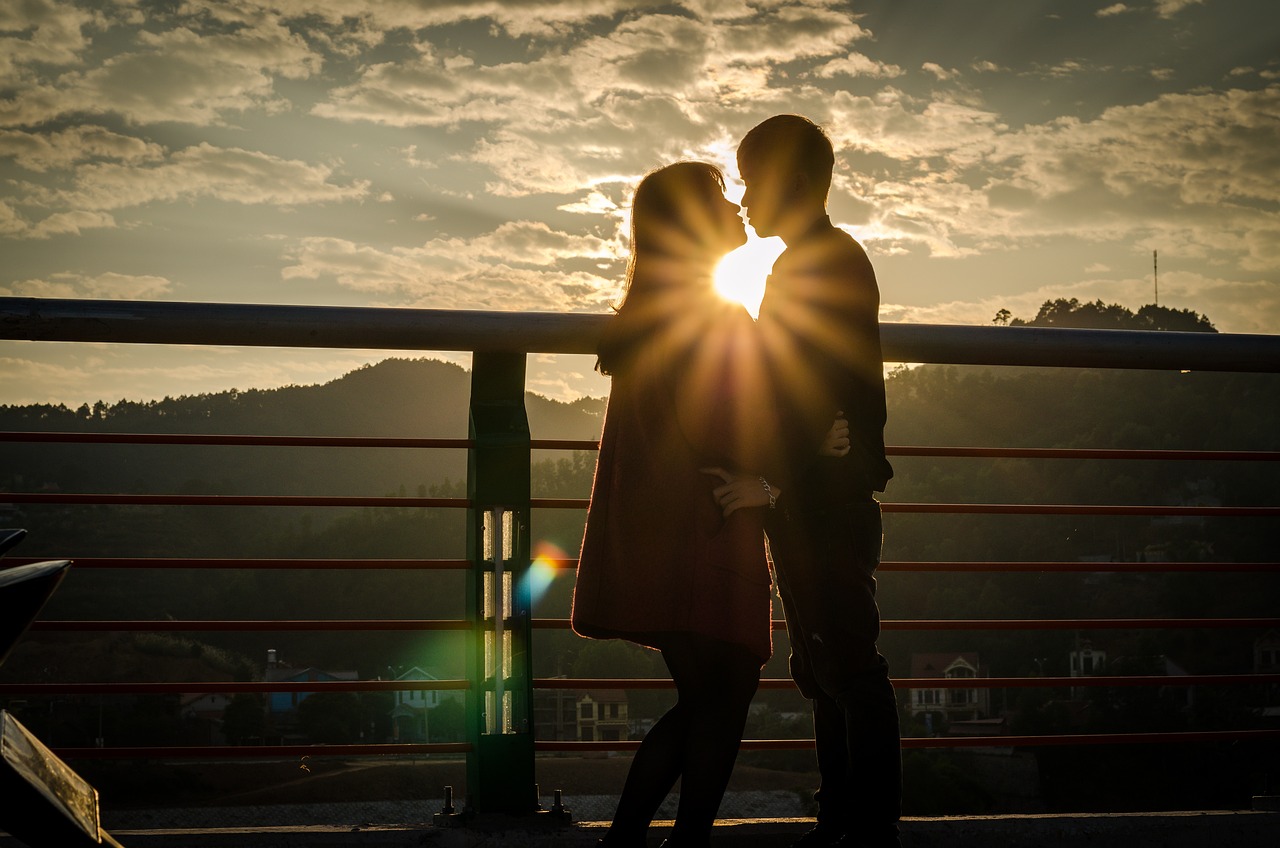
[0,357,606,498]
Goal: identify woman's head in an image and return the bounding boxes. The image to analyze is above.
[623,161,745,297]
[599,162,746,374]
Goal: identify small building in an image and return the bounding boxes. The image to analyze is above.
[909,653,990,727]
[389,665,462,742]
[533,680,580,741]
[576,689,629,743]
[1069,640,1107,699]
[263,650,358,723]
[1255,631,1280,721]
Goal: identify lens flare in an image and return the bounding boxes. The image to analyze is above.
[523,541,569,606]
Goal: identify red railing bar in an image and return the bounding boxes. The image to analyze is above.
[532,674,1280,691]
[0,680,470,695]
[536,728,1280,753]
[879,560,1280,573]
[534,617,1280,632]
[525,499,1280,516]
[44,729,1280,761]
[884,503,1280,517]
[4,557,1274,573]
[7,673,1274,699]
[532,440,1280,462]
[0,557,472,570]
[35,616,1279,635]
[4,493,470,508]
[53,743,471,760]
[876,617,1280,631]
[28,619,472,632]
[0,432,472,449]
[7,432,1276,462]
[888,446,1280,461]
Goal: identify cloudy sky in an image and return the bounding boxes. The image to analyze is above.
[2,0,1277,406]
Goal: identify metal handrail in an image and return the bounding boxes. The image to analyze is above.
[5,296,1280,371]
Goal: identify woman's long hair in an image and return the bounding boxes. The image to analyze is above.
[599,162,731,375]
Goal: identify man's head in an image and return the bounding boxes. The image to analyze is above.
[737,114,834,240]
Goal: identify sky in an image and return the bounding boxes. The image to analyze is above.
[1,0,1278,407]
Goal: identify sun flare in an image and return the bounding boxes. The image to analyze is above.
[713,234,786,318]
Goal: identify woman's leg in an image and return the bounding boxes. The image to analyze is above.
[607,695,689,843]
[665,634,762,846]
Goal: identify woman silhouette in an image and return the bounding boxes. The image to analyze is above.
[572,161,781,847]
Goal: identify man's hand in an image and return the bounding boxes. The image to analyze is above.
[819,411,850,457]
[701,467,780,517]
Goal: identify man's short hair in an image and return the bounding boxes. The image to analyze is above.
[738,114,834,202]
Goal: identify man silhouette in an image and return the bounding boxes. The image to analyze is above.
[727,114,901,848]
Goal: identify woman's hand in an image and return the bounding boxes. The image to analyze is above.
[701,467,780,517]
[819,411,850,457]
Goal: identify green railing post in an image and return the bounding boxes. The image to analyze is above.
[464,351,537,815]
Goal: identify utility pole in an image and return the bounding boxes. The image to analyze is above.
[1153,249,1158,306]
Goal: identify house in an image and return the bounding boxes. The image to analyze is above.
[263,650,358,723]
[576,689,629,742]
[533,679,580,741]
[179,691,236,745]
[389,665,462,742]
[1253,631,1280,721]
[909,652,990,727]
[1069,640,1107,699]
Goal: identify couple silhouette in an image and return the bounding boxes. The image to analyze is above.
[572,115,901,848]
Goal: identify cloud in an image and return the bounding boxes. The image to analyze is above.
[49,143,369,211]
[1153,0,1204,18]
[0,271,172,299]
[25,210,117,239]
[1096,4,1133,17]
[813,53,904,79]
[880,273,1278,336]
[0,6,321,126]
[0,126,164,172]
[0,0,95,84]
[268,0,644,39]
[821,85,1280,272]
[921,62,959,81]
[312,3,874,194]
[281,222,621,310]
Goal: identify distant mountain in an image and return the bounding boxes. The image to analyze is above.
[0,357,606,499]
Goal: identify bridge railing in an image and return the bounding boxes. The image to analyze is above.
[2,296,1279,816]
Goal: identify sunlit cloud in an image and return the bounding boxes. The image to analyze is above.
[0,6,320,127]
[813,53,904,79]
[881,273,1278,336]
[1096,4,1133,17]
[1154,0,1204,18]
[281,223,621,311]
[0,271,172,299]
[0,0,95,84]
[0,127,165,172]
[41,143,369,212]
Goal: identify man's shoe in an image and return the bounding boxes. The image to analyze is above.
[789,823,847,848]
